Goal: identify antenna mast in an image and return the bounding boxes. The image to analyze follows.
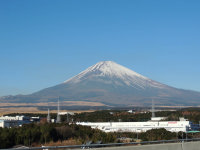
[152,99,155,118]
[56,97,61,123]
[47,108,51,123]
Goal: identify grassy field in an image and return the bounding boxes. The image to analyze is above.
[0,106,95,116]
[0,101,105,107]
[0,101,105,115]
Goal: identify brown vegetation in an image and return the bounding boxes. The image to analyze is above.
[0,106,95,116]
[0,101,105,107]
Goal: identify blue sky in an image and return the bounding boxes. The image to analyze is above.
[0,0,200,96]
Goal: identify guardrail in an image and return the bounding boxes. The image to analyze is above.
[2,138,200,150]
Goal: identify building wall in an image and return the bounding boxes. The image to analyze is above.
[77,121,195,133]
[0,119,19,128]
[0,116,25,121]
[0,120,4,128]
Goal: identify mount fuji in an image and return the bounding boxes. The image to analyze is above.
[1,61,200,106]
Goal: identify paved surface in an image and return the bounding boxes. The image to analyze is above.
[75,141,200,150]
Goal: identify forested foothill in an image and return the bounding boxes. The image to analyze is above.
[70,108,200,124]
[1,107,200,148]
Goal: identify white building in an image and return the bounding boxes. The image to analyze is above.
[76,118,199,133]
[0,115,27,121]
[127,110,135,113]
[59,112,75,115]
[0,115,30,128]
[0,120,18,128]
[0,120,7,128]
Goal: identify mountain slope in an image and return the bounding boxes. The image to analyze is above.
[1,61,200,106]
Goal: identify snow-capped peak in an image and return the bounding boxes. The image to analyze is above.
[63,61,165,89]
[84,61,147,79]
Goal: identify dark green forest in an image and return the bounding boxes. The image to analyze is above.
[0,122,184,149]
[8,108,200,123]
[0,123,117,148]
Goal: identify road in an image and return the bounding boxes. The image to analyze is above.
[83,141,200,150]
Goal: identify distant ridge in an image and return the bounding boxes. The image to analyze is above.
[1,61,200,106]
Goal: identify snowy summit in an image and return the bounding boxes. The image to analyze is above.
[64,61,165,89]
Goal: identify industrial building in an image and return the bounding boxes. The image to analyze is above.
[0,115,28,128]
[0,115,29,121]
[76,117,199,133]
[0,115,36,128]
[0,120,18,128]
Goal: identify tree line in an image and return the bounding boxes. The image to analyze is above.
[8,108,200,123]
[1,122,189,149]
[0,122,117,148]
